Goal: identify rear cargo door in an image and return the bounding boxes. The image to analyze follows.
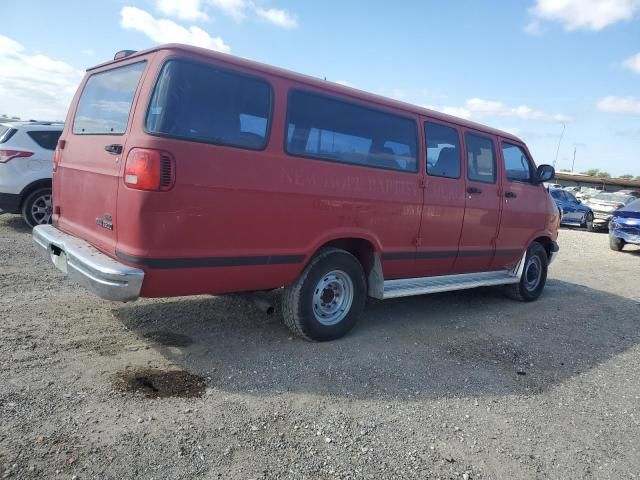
[55,60,148,254]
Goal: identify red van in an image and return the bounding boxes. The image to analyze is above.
[33,44,559,341]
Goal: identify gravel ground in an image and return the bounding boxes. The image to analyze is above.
[1,214,639,479]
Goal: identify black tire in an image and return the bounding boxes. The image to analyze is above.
[582,211,594,231]
[21,187,52,228]
[506,242,548,302]
[609,234,624,251]
[282,248,366,341]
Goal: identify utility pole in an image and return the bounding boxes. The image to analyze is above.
[571,146,576,172]
[553,123,566,168]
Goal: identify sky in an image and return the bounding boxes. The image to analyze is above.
[1,0,639,176]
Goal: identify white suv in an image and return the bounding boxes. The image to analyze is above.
[0,121,63,227]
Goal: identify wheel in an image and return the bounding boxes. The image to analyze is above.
[21,187,52,228]
[506,242,548,302]
[582,212,594,231]
[609,234,624,251]
[282,248,366,341]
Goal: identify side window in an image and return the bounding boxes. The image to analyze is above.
[501,142,533,182]
[565,191,578,202]
[550,190,563,201]
[465,133,496,183]
[285,90,418,172]
[27,130,62,150]
[146,60,272,150]
[425,122,461,179]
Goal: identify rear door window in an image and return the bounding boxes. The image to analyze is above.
[465,133,496,183]
[27,130,62,150]
[145,59,272,150]
[425,122,461,179]
[285,90,418,172]
[501,142,533,182]
[73,61,146,135]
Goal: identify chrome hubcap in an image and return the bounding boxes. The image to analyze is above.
[312,270,354,326]
[31,194,52,225]
[524,256,542,292]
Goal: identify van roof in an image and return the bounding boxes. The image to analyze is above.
[89,43,522,143]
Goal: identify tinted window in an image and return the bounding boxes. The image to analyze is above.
[27,130,62,150]
[285,91,418,172]
[73,62,146,134]
[466,133,496,183]
[425,122,461,179]
[565,191,578,202]
[501,143,533,182]
[550,190,563,200]
[146,60,271,150]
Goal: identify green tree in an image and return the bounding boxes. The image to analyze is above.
[582,168,601,176]
[599,171,611,178]
[619,174,634,179]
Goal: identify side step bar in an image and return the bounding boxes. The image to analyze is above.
[382,270,520,299]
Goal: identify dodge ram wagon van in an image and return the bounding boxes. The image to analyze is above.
[33,44,559,341]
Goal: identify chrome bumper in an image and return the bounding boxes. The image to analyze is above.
[33,225,144,302]
[549,240,559,265]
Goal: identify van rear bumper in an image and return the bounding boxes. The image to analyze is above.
[33,225,144,302]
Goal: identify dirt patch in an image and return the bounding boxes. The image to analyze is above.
[142,330,194,347]
[113,368,206,398]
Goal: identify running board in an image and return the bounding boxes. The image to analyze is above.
[382,270,520,299]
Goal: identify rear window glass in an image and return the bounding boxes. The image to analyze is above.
[145,59,272,150]
[73,61,146,135]
[594,193,631,204]
[27,130,62,150]
[285,90,418,172]
[0,126,16,144]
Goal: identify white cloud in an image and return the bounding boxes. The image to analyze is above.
[120,7,230,52]
[208,0,248,21]
[596,95,640,113]
[156,0,208,21]
[528,0,640,31]
[255,7,298,28]
[82,49,95,56]
[426,98,571,122]
[623,52,640,74]
[0,35,83,120]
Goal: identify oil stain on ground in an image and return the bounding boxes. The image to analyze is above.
[114,368,206,398]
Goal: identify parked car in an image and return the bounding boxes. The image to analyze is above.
[563,186,580,194]
[576,187,602,201]
[615,189,640,198]
[584,192,636,231]
[32,44,560,341]
[609,198,640,251]
[0,121,63,227]
[544,183,563,189]
[549,188,593,230]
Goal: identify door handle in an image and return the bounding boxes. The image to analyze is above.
[104,144,123,155]
[505,191,517,198]
[467,187,482,194]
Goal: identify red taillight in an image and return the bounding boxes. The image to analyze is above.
[0,150,33,163]
[124,148,175,192]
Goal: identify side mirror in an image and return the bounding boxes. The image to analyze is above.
[536,164,555,184]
